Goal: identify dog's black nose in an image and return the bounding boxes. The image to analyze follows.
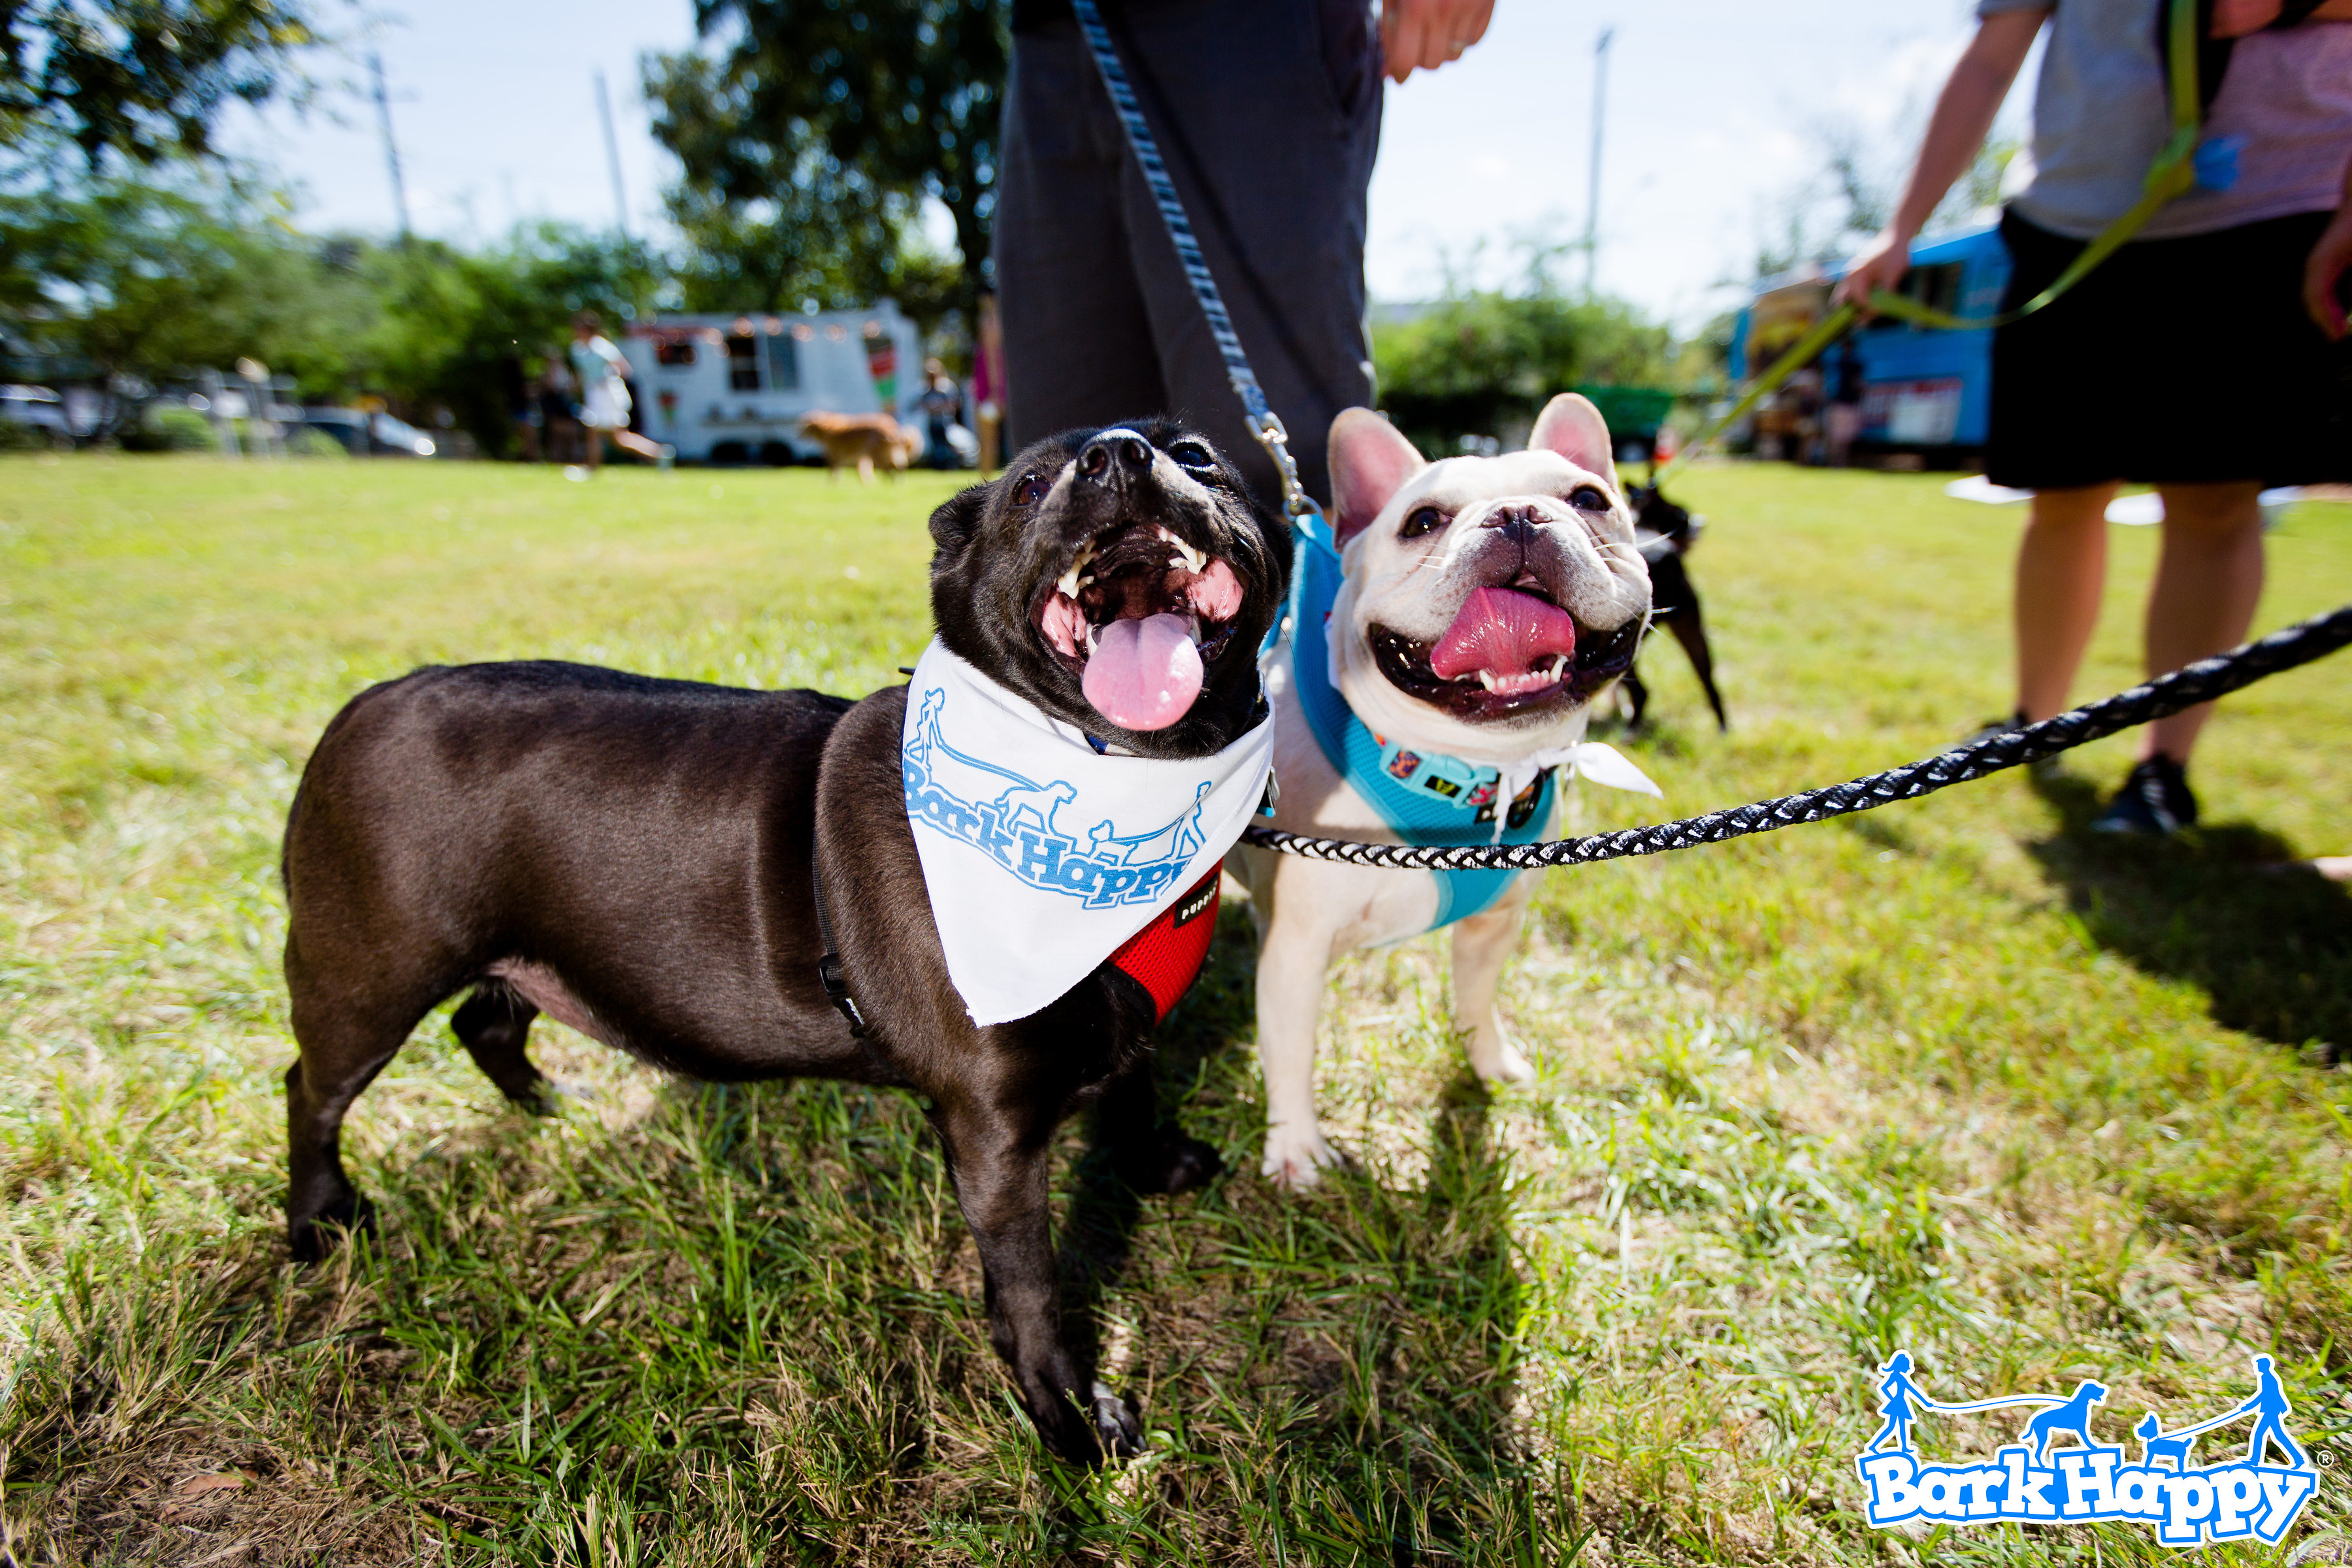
[1482,504,1541,546]
[1079,432,1154,483]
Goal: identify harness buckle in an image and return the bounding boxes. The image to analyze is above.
[816,952,868,1036]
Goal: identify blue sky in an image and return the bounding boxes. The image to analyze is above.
[229,0,2026,333]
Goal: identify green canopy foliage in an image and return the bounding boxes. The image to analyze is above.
[1,0,325,172]
[643,0,1005,330]
[3,172,660,453]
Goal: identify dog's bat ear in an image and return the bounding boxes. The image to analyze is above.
[1529,393,1616,488]
[1328,408,1424,545]
[928,482,989,556]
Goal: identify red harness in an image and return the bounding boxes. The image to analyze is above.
[1107,860,1222,1022]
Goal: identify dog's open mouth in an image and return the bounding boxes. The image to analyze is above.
[1370,581,1641,721]
[1035,521,1247,731]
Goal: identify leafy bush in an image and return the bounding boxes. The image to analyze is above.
[116,404,216,452]
[282,426,348,459]
[0,417,61,451]
[1375,290,1674,459]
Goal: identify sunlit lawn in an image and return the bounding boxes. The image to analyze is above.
[4,451,2349,1565]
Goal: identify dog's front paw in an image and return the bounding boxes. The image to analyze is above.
[1469,1027,1537,1085]
[1090,1381,1144,1460]
[1119,1134,1224,1195]
[1260,1122,1345,1188]
[287,1192,376,1264]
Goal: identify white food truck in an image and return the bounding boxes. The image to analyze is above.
[619,304,928,465]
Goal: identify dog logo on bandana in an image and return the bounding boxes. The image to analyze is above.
[904,688,1208,911]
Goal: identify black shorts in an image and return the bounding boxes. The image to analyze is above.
[1987,208,2349,489]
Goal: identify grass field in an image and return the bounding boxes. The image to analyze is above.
[4,452,2350,1567]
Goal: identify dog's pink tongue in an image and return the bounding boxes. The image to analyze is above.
[1429,587,1577,679]
[1083,613,1203,731]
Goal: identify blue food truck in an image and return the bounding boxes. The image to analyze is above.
[1727,223,2012,465]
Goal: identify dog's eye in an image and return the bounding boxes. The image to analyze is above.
[1168,438,1217,472]
[1013,471,1050,507]
[1569,485,1613,514]
[1399,506,1445,539]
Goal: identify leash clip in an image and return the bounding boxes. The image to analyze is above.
[1247,408,1318,523]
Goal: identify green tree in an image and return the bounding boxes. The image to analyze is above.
[1374,256,1674,460]
[354,224,666,456]
[1,0,327,171]
[643,0,1005,323]
[1,174,372,402]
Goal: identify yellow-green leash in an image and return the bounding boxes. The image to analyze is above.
[1654,0,2206,487]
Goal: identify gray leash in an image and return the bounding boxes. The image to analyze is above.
[1068,8,2352,872]
[1069,0,1316,522]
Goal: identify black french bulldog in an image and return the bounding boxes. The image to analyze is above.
[1620,482,1727,730]
[278,419,1290,1464]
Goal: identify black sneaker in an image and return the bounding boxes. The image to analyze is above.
[2091,755,2198,836]
[1950,710,2028,753]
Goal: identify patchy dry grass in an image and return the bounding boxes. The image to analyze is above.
[3,453,2349,1565]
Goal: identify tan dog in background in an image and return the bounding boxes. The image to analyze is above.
[1237,395,1654,1186]
[800,411,921,482]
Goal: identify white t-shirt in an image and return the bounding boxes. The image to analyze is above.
[1979,0,2352,239]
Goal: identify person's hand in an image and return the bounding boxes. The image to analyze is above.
[2306,206,2352,340]
[1831,228,1913,314]
[2212,0,2281,35]
[1381,0,1495,83]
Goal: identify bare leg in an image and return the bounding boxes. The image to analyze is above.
[583,426,604,474]
[610,429,666,461]
[2014,483,2115,721]
[2141,482,2264,762]
[1450,877,1535,1083]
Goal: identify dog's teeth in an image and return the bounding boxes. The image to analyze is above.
[1548,655,1568,681]
[1056,566,1083,598]
[1156,525,1207,573]
[1478,670,1501,693]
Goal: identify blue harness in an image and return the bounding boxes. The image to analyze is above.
[1282,509,1556,932]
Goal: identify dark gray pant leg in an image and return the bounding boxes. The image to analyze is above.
[995,0,1382,509]
[996,28,1170,454]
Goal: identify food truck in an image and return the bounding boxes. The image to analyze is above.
[1726,223,2012,466]
[619,304,928,465]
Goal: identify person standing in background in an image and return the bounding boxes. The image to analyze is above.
[992,0,1495,512]
[568,312,670,478]
[1837,0,2352,835]
[973,287,1007,475]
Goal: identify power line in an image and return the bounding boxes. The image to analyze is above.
[370,52,411,239]
[595,69,630,237]
[1584,26,1612,296]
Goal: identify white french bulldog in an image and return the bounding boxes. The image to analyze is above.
[1236,393,1654,1186]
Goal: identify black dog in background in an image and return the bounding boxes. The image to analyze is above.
[277,421,1289,1465]
[1621,483,1727,730]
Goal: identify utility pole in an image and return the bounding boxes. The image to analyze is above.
[595,69,630,237]
[370,52,411,239]
[1585,27,1613,297]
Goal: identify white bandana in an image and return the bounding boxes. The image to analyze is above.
[901,639,1275,1025]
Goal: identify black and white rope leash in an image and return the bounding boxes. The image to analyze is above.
[1068,8,2352,872]
[1239,606,2352,869]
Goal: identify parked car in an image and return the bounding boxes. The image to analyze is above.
[1,385,76,446]
[301,407,438,457]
